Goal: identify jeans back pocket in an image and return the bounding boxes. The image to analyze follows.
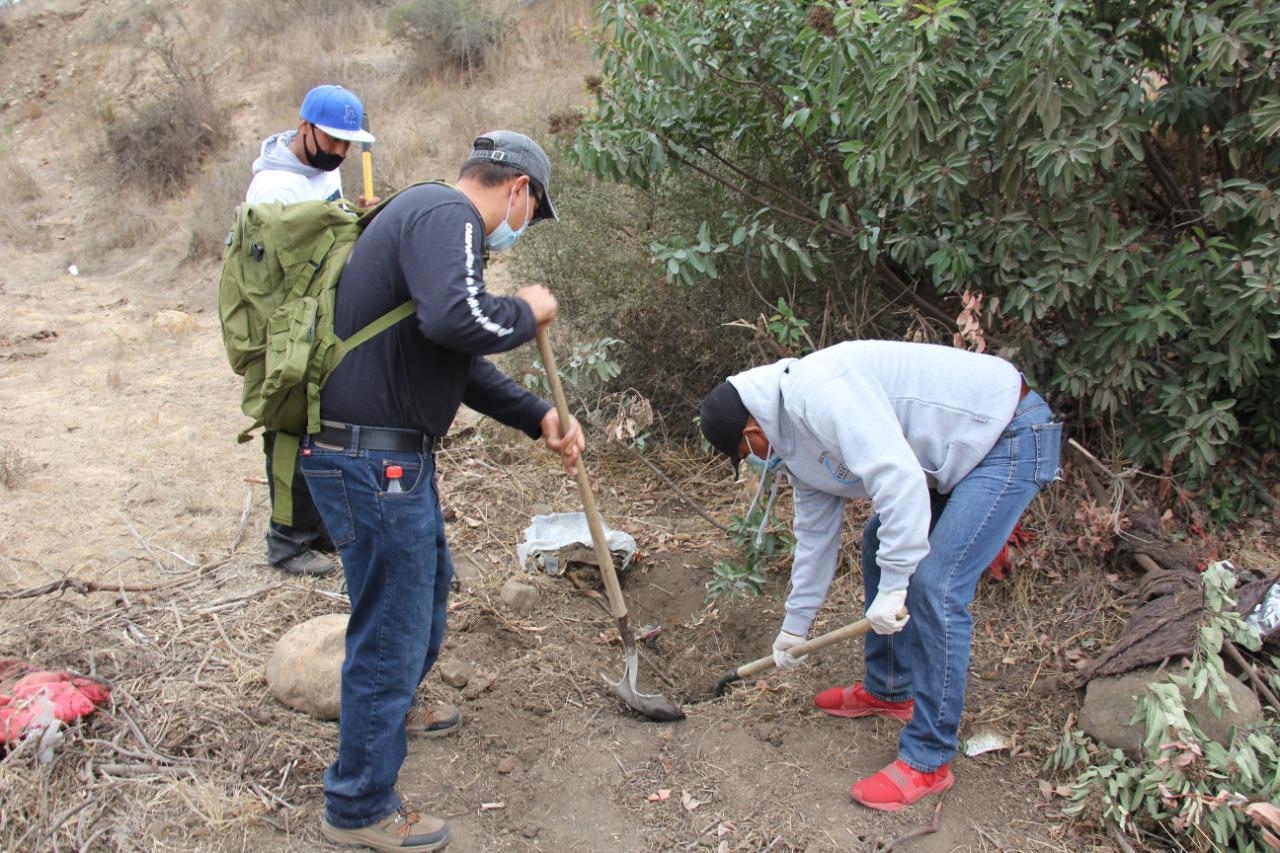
[1032,422,1064,488]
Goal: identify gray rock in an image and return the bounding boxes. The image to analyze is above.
[265,613,347,720]
[499,579,540,614]
[1081,665,1263,755]
[438,659,474,689]
[496,756,516,774]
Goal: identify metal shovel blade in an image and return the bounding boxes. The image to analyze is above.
[605,638,685,722]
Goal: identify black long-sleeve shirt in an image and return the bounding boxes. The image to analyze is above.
[321,183,550,437]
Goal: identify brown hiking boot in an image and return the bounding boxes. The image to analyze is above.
[321,807,450,851]
[404,701,462,739]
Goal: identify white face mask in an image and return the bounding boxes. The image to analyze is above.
[484,184,531,252]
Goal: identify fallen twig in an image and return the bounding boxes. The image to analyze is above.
[1223,640,1280,715]
[622,443,728,532]
[876,793,946,852]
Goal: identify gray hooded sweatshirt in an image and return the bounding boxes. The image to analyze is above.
[728,341,1022,636]
[245,131,343,204]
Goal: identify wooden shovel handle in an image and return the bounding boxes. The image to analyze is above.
[536,329,627,620]
[736,610,907,680]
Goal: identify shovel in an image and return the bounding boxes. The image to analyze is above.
[536,328,685,722]
[713,612,905,697]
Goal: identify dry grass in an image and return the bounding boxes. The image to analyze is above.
[0,442,36,490]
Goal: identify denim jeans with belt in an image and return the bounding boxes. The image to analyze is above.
[860,391,1062,772]
[298,435,453,829]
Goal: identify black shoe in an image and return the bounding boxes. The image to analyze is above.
[271,549,337,576]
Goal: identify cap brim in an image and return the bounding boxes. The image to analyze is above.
[533,193,559,223]
[316,124,375,144]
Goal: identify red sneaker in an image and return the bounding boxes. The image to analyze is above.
[814,682,914,721]
[850,760,954,812]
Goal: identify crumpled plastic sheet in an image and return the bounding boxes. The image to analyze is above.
[1247,581,1280,638]
[516,512,637,576]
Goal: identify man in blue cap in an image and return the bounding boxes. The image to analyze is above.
[247,84,379,207]
[246,84,380,578]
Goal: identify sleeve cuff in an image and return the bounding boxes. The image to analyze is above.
[781,610,815,636]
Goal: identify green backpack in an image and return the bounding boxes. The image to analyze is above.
[218,186,428,525]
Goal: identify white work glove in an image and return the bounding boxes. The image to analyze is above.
[866,588,910,635]
[772,630,809,670]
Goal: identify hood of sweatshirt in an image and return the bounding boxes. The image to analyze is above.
[251,131,324,177]
[727,358,797,458]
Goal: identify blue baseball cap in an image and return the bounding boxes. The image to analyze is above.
[299,85,375,144]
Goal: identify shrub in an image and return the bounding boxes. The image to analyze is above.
[104,86,223,190]
[101,12,227,191]
[572,0,1280,517]
[387,0,506,80]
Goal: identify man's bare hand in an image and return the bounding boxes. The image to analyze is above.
[516,285,557,329]
[540,407,584,475]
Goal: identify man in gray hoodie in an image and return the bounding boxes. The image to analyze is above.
[699,340,1061,811]
[245,84,378,576]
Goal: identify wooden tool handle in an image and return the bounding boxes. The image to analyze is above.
[735,611,906,680]
[361,151,374,203]
[536,329,627,620]
[360,114,374,202]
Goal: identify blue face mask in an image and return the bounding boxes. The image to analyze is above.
[746,451,783,472]
[484,184,531,252]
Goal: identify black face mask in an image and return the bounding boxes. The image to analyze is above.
[302,126,344,172]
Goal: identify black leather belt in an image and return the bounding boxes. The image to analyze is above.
[314,422,438,453]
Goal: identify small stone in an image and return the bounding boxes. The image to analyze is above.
[265,613,347,720]
[1032,673,1064,696]
[152,310,194,336]
[462,676,493,701]
[438,659,474,689]
[496,757,516,774]
[518,824,540,839]
[499,579,539,614]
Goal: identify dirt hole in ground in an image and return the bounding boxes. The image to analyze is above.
[614,553,775,705]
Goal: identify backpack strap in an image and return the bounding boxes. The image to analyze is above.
[303,300,418,436]
[269,431,302,527]
[345,300,416,348]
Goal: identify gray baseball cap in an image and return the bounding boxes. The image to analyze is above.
[467,131,559,223]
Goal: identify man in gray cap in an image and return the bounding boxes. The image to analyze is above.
[303,131,581,851]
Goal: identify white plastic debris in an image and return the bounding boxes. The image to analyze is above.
[963,730,1012,757]
[1246,582,1280,638]
[21,696,64,764]
[516,512,637,576]
[67,264,79,276]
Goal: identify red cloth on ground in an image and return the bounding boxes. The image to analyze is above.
[985,522,1037,581]
[0,669,110,744]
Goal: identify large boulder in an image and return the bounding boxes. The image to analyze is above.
[265,613,347,720]
[1081,665,1263,755]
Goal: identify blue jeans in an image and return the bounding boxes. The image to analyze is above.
[860,392,1062,772]
[298,436,454,829]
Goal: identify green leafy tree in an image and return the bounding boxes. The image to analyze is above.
[570,0,1280,516]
